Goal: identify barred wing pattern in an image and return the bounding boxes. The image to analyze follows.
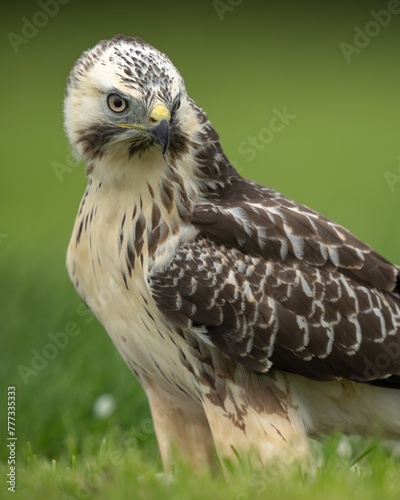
[193,175,398,293]
[150,180,400,388]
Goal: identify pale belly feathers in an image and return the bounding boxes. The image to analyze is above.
[67,178,201,402]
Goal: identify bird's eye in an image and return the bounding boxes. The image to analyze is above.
[172,97,181,114]
[107,94,128,113]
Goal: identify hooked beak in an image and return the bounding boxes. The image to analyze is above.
[149,118,169,155]
[148,103,171,155]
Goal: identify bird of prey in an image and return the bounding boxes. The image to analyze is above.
[64,35,400,471]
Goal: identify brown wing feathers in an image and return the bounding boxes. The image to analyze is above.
[150,233,400,386]
[192,177,398,292]
[150,172,400,387]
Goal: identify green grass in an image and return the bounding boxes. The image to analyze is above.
[2,1,400,497]
[1,432,400,499]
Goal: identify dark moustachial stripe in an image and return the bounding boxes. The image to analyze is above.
[77,124,121,160]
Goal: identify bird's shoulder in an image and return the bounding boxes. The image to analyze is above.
[192,175,399,293]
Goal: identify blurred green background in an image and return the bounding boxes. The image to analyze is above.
[1,0,400,464]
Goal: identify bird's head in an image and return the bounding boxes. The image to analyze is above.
[64,35,232,197]
[64,36,203,180]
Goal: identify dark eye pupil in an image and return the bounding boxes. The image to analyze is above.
[108,94,126,111]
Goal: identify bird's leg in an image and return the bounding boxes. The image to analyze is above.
[201,373,312,472]
[144,381,216,473]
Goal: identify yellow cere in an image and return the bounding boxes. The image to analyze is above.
[149,103,171,124]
